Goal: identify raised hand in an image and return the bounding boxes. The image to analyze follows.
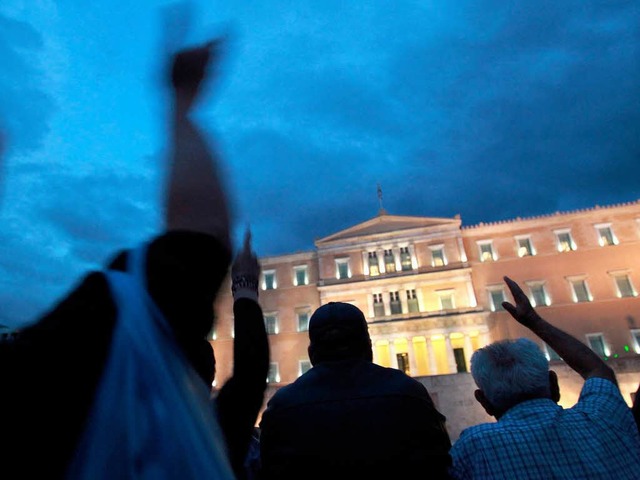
[170,39,225,114]
[231,229,260,302]
[502,276,540,327]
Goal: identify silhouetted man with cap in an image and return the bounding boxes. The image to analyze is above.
[259,302,452,480]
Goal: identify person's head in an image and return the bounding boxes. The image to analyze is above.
[107,231,230,387]
[471,338,559,418]
[308,302,372,365]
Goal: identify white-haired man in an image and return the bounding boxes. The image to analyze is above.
[450,276,640,479]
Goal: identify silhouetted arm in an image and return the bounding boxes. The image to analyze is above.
[166,40,230,250]
[216,230,269,479]
[502,276,616,384]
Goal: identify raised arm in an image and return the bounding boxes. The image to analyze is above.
[216,229,269,479]
[502,276,616,384]
[166,40,231,250]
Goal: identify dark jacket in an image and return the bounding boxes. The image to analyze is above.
[260,358,452,480]
[0,234,267,479]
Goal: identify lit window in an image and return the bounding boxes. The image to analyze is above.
[430,245,447,267]
[437,290,455,310]
[400,247,413,271]
[264,314,278,335]
[299,360,312,376]
[335,258,351,280]
[368,252,380,276]
[384,249,396,273]
[543,343,562,361]
[586,334,609,358]
[488,288,506,312]
[389,291,402,314]
[477,241,496,262]
[528,282,550,307]
[555,230,576,252]
[297,311,310,332]
[406,289,419,313]
[613,274,636,298]
[631,330,640,354]
[373,293,385,317]
[570,279,592,303]
[516,236,535,257]
[596,224,617,246]
[262,270,277,290]
[267,362,280,383]
[293,265,309,286]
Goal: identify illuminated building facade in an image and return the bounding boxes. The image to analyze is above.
[211,200,640,435]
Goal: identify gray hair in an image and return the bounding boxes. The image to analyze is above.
[471,338,550,412]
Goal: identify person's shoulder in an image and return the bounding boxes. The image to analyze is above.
[265,370,318,409]
[364,362,431,397]
[454,421,501,451]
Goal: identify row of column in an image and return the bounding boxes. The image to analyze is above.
[373,331,490,376]
[361,245,417,276]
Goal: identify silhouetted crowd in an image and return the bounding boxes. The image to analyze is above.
[2,33,640,480]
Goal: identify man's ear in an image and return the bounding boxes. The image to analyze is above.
[474,389,497,418]
[549,370,561,403]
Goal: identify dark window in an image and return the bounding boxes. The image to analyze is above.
[396,352,410,375]
[373,293,385,317]
[454,348,467,373]
[384,249,396,273]
[389,291,402,314]
[400,247,413,271]
[407,289,419,313]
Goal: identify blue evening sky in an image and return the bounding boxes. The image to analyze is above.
[1,0,639,327]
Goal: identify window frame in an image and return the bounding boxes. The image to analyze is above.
[373,292,385,317]
[296,309,311,332]
[335,257,351,280]
[568,277,592,303]
[264,313,279,335]
[527,281,550,307]
[298,359,312,377]
[554,229,576,253]
[477,240,497,262]
[514,235,535,257]
[262,269,277,290]
[609,271,637,298]
[586,333,609,358]
[487,286,506,312]
[293,265,309,286]
[436,289,456,310]
[429,244,447,267]
[595,223,618,247]
[267,362,280,383]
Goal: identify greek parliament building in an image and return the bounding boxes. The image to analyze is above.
[212,200,640,438]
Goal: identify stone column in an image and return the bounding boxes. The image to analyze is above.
[445,334,458,374]
[466,279,478,307]
[400,290,409,314]
[480,331,491,348]
[464,334,474,373]
[408,244,418,269]
[426,337,437,375]
[362,251,369,276]
[388,340,397,369]
[457,237,468,262]
[393,247,402,272]
[408,337,418,376]
[377,250,385,274]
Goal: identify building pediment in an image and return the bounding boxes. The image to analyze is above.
[316,213,460,246]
